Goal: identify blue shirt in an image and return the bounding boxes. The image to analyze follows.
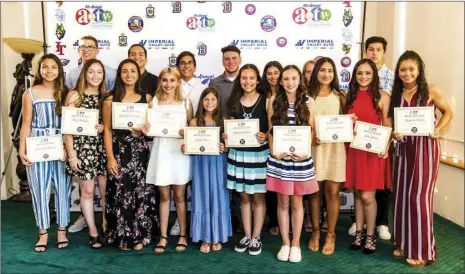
[378,63,394,95]
[65,63,117,91]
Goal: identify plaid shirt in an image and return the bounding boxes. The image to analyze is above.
[378,63,394,95]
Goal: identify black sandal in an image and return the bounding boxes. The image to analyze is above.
[363,233,377,255]
[57,228,69,249]
[35,232,48,252]
[350,229,366,250]
[175,235,188,252]
[89,236,102,249]
[153,236,168,254]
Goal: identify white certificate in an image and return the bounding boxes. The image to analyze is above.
[112,102,148,130]
[350,121,392,154]
[147,107,186,138]
[394,106,435,136]
[26,135,64,162]
[224,119,260,147]
[61,107,99,136]
[316,115,353,143]
[184,127,220,155]
[273,126,312,156]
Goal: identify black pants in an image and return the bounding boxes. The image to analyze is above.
[265,192,278,228]
[375,189,391,226]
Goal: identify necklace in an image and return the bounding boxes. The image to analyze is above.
[403,85,417,93]
[241,95,262,119]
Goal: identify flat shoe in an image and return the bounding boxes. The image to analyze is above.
[277,245,290,261]
[289,246,302,263]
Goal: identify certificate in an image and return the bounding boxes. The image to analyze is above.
[394,106,435,136]
[273,126,312,155]
[26,135,64,162]
[61,107,99,136]
[184,127,220,155]
[350,121,392,154]
[224,119,260,147]
[316,115,353,143]
[112,102,148,130]
[147,107,186,138]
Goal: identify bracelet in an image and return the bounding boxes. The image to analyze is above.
[68,156,77,162]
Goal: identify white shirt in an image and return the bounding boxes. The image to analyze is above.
[378,63,395,95]
[181,77,205,114]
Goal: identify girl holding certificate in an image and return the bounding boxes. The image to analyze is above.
[147,67,193,254]
[389,51,452,267]
[266,65,318,263]
[18,54,71,252]
[224,64,269,256]
[64,59,107,249]
[345,59,392,255]
[102,59,157,251]
[181,87,232,253]
[307,57,347,255]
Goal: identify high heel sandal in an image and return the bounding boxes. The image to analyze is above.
[308,230,320,251]
[363,233,377,255]
[57,228,69,249]
[35,232,48,252]
[153,236,168,254]
[393,248,405,260]
[322,232,336,255]
[175,235,188,252]
[349,229,366,250]
[89,235,102,249]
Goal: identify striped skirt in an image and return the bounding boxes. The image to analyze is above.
[227,144,269,194]
[266,156,319,196]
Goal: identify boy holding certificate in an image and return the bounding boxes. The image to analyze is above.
[18,54,71,252]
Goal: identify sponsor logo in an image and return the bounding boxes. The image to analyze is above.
[75,5,113,28]
[197,42,207,56]
[340,69,351,82]
[146,4,155,18]
[98,39,111,50]
[343,1,352,8]
[55,42,66,55]
[276,37,287,47]
[139,39,176,50]
[172,1,182,13]
[60,58,70,66]
[223,1,232,13]
[260,15,276,32]
[118,33,128,47]
[294,39,334,50]
[128,16,144,32]
[54,9,65,22]
[339,83,349,91]
[194,73,215,85]
[341,57,351,67]
[245,4,256,15]
[342,29,353,42]
[186,14,215,31]
[56,1,63,8]
[342,9,353,27]
[342,43,352,55]
[168,53,177,67]
[292,4,331,27]
[55,23,65,40]
[230,39,268,50]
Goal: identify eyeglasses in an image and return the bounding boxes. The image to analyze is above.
[79,45,97,51]
[179,61,194,67]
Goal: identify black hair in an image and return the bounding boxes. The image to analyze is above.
[365,36,388,52]
[176,51,197,67]
[128,44,147,57]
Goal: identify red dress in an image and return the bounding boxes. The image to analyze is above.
[345,89,391,191]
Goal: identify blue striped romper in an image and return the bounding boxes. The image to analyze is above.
[26,87,72,230]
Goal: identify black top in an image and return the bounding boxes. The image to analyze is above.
[234,94,268,134]
[140,71,158,97]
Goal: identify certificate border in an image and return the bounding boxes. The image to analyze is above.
[394,106,435,136]
[273,125,312,156]
[111,102,148,130]
[224,119,260,148]
[26,134,64,162]
[147,107,186,138]
[61,107,99,136]
[316,114,354,143]
[350,121,392,154]
[184,127,220,155]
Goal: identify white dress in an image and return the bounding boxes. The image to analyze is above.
[146,98,192,186]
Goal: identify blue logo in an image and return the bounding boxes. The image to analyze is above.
[172,1,182,13]
[223,1,232,13]
[60,58,70,66]
[98,39,111,50]
[128,16,144,32]
[54,9,65,22]
[231,39,268,50]
[245,4,256,15]
[294,39,334,50]
[276,37,287,47]
[139,39,176,50]
[197,42,207,56]
[340,69,351,82]
[194,73,215,85]
[261,15,276,32]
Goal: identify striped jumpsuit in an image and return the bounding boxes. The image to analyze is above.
[25,88,72,230]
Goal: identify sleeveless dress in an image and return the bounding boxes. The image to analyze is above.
[66,94,106,180]
[227,94,269,194]
[312,91,346,182]
[190,125,232,244]
[393,92,439,262]
[146,98,192,186]
[105,94,158,248]
[345,89,391,191]
[266,103,319,195]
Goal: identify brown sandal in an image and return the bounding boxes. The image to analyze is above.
[322,232,336,255]
[393,249,405,260]
[211,243,222,252]
[308,230,320,251]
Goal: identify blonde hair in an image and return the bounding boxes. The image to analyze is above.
[74,59,107,107]
[155,67,183,102]
[301,59,316,89]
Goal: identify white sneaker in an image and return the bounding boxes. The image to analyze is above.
[289,246,302,263]
[348,223,356,236]
[377,225,391,240]
[68,215,88,233]
[277,245,290,261]
[170,218,180,236]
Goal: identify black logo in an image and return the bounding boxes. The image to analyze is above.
[163,129,168,134]
[199,146,205,152]
[289,146,295,152]
[77,127,83,132]
[332,134,338,140]
[240,139,245,145]
[366,143,372,149]
[411,127,418,133]
[127,122,133,127]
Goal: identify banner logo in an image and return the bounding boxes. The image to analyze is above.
[118,33,128,47]
[139,39,176,50]
[223,2,232,13]
[342,43,352,55]
[172,1,182,13]
[276,37,287,47]
[128,16,144,32]
[197,42,207,56]
[186,15,216,31]
[194,73,215,85]
[54,9,65,22]
[55,23,66,40]
[146,4,155,18]
[294,39,334,50]
[75,6,113,28]
[342,29,353,42]
[260,15,276,32]
[292,5,331,27]
[343,9,353,27]
[341,57,351,67]
[245,4,256,15]
[55,42,66,55]
[340,69,351,82]
[168,53,177,67]
[231,39,268,50]
[60,58,70,66]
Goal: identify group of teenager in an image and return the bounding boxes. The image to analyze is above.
[18,34,453,268]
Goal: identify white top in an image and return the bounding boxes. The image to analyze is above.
[181,77,206,114]
[378,63,395,95]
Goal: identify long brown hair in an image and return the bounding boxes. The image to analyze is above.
[271,65,310,126]
[73,59,107,108]
[345,59,381,113]
[33,54,68,115]
[195,87,224,132]
[155,67,183,102]
[301,59,316,91]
